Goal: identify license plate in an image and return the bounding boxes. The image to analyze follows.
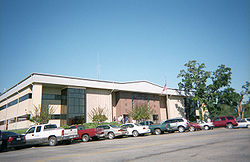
[17,138,21,141]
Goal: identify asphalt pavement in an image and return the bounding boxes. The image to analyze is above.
[0,128,249,162]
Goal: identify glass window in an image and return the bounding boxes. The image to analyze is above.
[42,94,61,100]
[177,119,184,122]
[214,118,220,121]
[36,126,42,132]
[19,93,32,103]
[103,125,110,129]
[153,115,158,121]
[0,104,6,111]
[51,114,61,119]
[7,99,18,107]
[221,117,226,121]
[44,124,57,129]
[77,125,85,130]
[166,120,171,124]
[226,117,234,120]
[26,127,35,134]
[121,125,127,128]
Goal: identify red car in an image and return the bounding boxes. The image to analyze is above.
[70,125,104,142]
[189,122,201,131]
[212,116,238,129]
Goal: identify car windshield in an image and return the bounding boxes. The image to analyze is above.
[110,125,118,128]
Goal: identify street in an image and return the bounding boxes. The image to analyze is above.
[0,128,249,162]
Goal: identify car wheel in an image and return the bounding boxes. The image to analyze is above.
[82,134,90,142]
[154,129,161,135]
[189,126,195,132]
[108,132,115,139]
[204,125,209,130]
[227,123,233,129]
[49,136,57,146]
[178,126,185,133]
[132,130,139,137]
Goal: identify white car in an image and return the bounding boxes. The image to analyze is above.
[121,123,151,137]
[198,121,214,130]
[235,118,249,128]
[25,124,78,146]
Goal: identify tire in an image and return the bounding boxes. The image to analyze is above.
[108,132,115,139]
[189,126,195,132]
[226,123,233,129]
[48,136,57,146]
[132,130,139,137]
[154,129,161,135]
[82,134,90,142]
[204,125,209,130]
[178,126,185,133]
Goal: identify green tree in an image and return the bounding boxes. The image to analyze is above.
[88,107,108,123]
[236,81,249,118]
[129,104,154,122]
[177,60,211,120]
[178,60,235,120]
[206,65,235,117]
[29,105,55,124]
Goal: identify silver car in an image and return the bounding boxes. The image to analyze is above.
[96,125,128,139]
[198,121,214,130]
[166,118,190,133]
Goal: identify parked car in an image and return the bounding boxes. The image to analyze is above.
[189,122,201,131]
[1,131,26,150]
[69,125,104,142]
[139,121,170,135]
[165,118,190,133]
[96,125,128,139]
[212,116,238,129]
[243,118,250,125]
[25,124,78,146]
[235,119,249,128]
[0,130,4,151]
[121,123,150,137]
[198,121,214,130]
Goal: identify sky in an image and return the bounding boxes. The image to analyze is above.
[0,0,249,94]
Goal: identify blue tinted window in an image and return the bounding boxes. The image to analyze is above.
[0,105,6,111]
[7,99,18,107]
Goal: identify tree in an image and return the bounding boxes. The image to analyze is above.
[206,65,234,118]
[129,104,154,122]
[29,105,55,124]
[236,81,249,119]
[178,60,234,120]
[177,60,211,120]
[88,107,108,123]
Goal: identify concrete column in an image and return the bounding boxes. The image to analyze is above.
[31,84,43,115]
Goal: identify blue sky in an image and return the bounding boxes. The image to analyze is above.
[0,0,249,93]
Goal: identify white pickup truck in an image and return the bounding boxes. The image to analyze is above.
[25,124,78,146]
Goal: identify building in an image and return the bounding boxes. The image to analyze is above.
[0,73,192,130]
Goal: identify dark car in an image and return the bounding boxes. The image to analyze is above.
[0,130,3,151]
[1,131,26,151]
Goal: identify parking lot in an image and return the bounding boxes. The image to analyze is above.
[0,128,249,162]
